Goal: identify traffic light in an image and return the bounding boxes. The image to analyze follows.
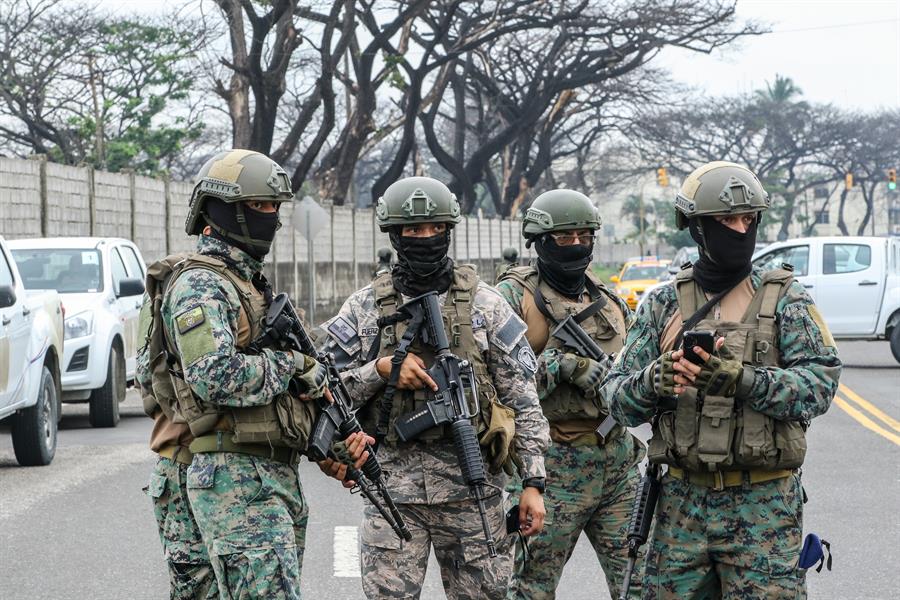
[889,168,897,191]
[845,173,853,190]
[657,167,669,187]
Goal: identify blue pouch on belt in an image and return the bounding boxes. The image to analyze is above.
[799,533,833,572]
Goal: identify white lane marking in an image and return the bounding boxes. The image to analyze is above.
[333,526,361,578]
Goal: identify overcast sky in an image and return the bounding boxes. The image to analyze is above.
[101,0,900,110]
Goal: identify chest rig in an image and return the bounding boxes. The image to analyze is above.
[143,253,301,448]
[647,266,807,472]
[501,266,626,422]
[368,266,495,444]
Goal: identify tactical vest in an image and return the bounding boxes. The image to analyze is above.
[367,265,496,445]
[500,266,627,422]
[647,266,807,472]
[140,253,307,449]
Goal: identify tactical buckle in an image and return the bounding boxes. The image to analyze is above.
[712,471,725,491]
[383,324,397,346]
[451,323,462,347]
[754,339,771,363]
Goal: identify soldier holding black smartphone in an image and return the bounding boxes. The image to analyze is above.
[602,161,841,599]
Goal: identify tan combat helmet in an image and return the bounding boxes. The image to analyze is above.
[674,161,770,230]
[185,149,294,237]
[375,177,461,231]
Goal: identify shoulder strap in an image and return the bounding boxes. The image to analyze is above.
[498,265,539,295]
[751,268,794,361]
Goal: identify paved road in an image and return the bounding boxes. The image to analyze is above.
[1,340,897,599]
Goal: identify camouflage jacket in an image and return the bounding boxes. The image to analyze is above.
[139,235,298,410]
[495,277,634,401]
[320,277,550,505]
[603,268,841,427]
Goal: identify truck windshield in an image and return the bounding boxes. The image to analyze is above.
[11,249,103,293]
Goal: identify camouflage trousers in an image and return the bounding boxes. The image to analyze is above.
[360,494,514,599]
[643,472,805,600]
[146,455,218,600]
[507,432,643,600]
[187,452,308,600]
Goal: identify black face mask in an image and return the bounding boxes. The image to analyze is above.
[689,216,757,293]
[535,235,593,298]
[389,228,454,296]
[204,197,280,260]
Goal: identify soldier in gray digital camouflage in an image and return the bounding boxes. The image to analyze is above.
[494,246,520,283]
[603,161,841,599]
[136,149,371,599]
[495,189,642,599]
[319,176,551,600]
[374,246,394,278]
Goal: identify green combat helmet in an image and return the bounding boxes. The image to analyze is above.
[501,247,519,263]
[674,161,770,230]
[375,176,461,231]
[185,149,294,237]
[522,189,601,247]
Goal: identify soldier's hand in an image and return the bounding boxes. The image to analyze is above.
[672,337,727,394]
[558,353,605,394]
[646,350,679,397]
[317,458,355,488]
[295,353,328,400]
[345,431,376,470]
[375,353,438,391]
[518,487,546,537]
[692,341,747,397]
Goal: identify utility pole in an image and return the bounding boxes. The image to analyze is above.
[87,53,105,169]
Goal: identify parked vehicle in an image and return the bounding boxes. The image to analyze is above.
[752,236,900,363]
[9,238,146,427]
[0,236,64,465]
[610,256,671,310]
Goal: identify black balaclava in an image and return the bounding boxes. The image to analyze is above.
[389,227,454,297]
[204,197,280,260]
[689,214,758,293]
[534,234,593,298]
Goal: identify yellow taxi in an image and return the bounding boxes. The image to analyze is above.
[610,257,671,310]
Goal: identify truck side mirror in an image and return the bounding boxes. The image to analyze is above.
[0,284,15,308]
[116,278,145,298]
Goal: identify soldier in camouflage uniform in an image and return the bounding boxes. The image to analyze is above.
[319,176,551,599]
[373,246,394,278]
[494,246,520,283]
[603,161,841,599]
[137,149,370,599]
[496,189,642,599]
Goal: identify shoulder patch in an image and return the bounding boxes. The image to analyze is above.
[175,306,206,334]
[492,312,527,353]
[328,316,358,345]
[516,341,538,374]
[806,304,835,348]
[472,312,486,329]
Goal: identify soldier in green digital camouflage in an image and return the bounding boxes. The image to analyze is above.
[319,176,550,599]
[137,149,371,599]
[603,161,841,599]
[495,189,642,599]
[494,246,520,283]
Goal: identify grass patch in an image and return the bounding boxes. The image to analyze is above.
[591,264,620,284]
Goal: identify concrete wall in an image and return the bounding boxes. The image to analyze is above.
[0,156,532,323]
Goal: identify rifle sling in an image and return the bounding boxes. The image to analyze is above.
[672,285,736,349]
[533,279,606,327]
[376,308,423,443]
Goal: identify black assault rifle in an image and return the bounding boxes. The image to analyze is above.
[535,286,618,441]
[619,463,661,599]
[251,293,411,542]
[389,291,499,557]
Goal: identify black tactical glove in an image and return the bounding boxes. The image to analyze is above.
[293,352,328,400]
[694,345,753,397]
[558,353,605,396]
[644,350,678,398]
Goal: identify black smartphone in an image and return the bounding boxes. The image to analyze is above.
[682,330,716,364]
[506,504,521,534]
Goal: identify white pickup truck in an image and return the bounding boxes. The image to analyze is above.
[0,235,64,466]
[753,236,900,363]
[9,237,146,428]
